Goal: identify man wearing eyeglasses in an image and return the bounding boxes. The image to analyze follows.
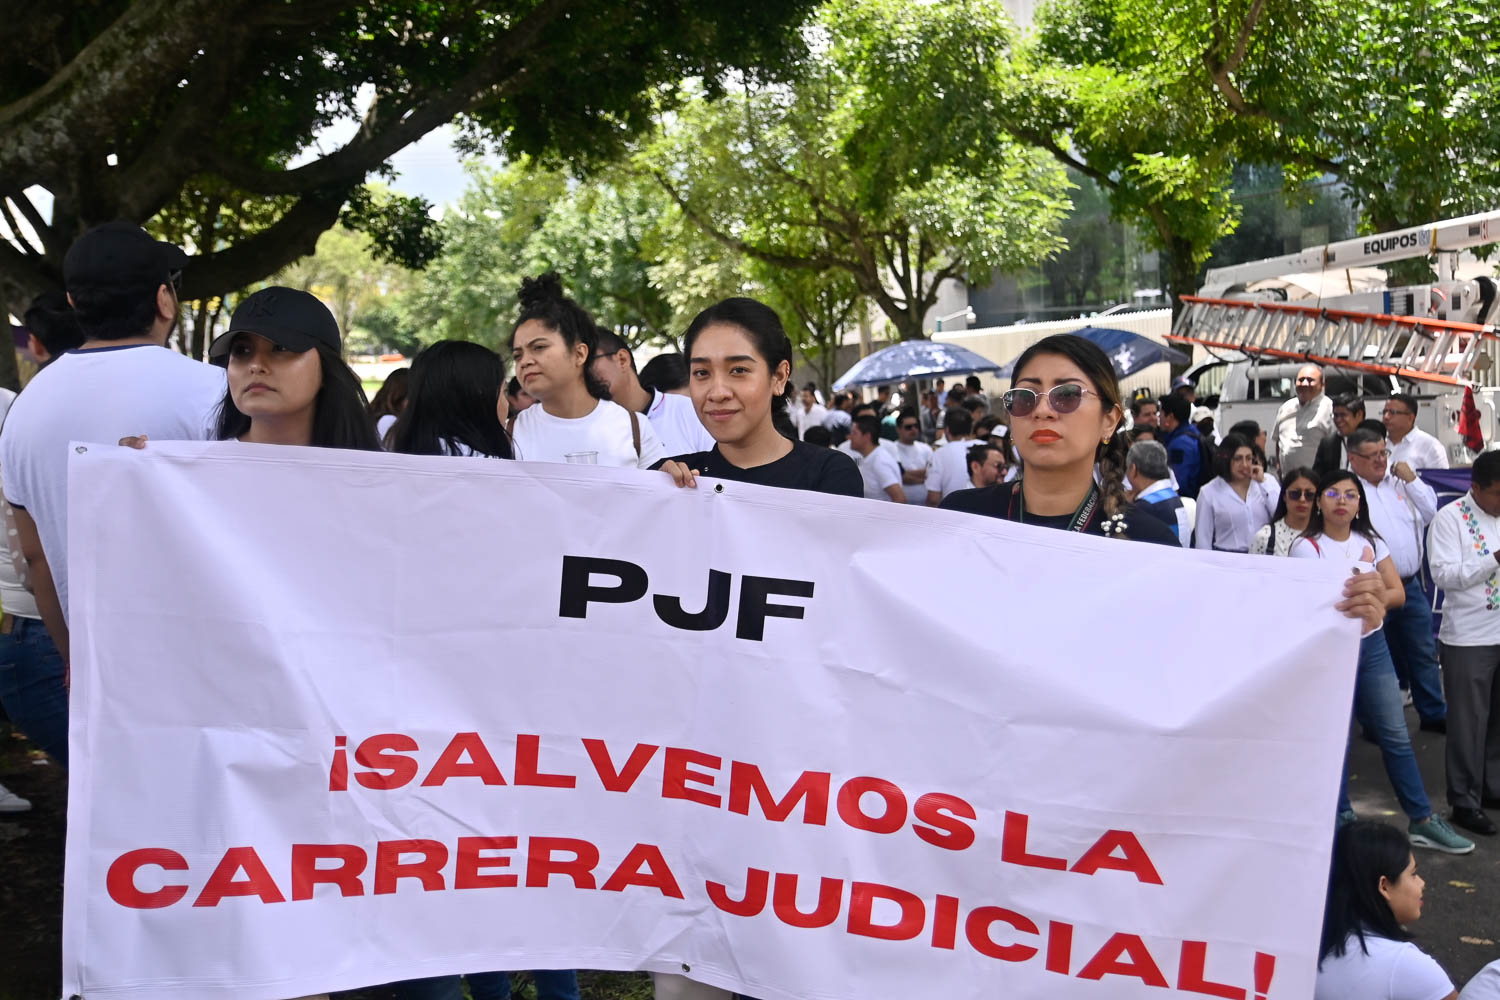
[892,408,934,504]
[1314,393,1365,475]
[1272,364,1336,474]
[1384,393,1449,470]
[1347,426,1448,736]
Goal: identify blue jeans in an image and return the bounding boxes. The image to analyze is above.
[0,616,67,768]
[392,971,580,1000]
[1339,632,1433,822]
[1384,575,1447,723]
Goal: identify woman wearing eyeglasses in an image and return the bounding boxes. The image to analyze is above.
[1291,469,1475,853]
[1249,467,1318,556]
[939,334,1178,544]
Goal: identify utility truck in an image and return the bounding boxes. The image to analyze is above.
[1167,210,1500,466]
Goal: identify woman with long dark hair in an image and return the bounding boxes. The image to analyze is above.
[509,272,663,468]
[1292,470,1474,854]
[206,287,380,451]
[368,366,411,446]
[1193,432,1278,552]
[938,334,1177,544]
[388,341,513,459]
[659,298,860,496]
[1316,820,1455,999]
[1249,466,1318,556]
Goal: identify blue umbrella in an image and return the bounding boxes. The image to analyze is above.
[832,340,1004,390]
[996,327,1189,379]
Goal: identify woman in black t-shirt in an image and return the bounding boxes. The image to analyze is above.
[940,334,1178,544]
[660,298,861,498]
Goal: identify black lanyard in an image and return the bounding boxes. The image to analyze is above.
[1007,481,1101,533]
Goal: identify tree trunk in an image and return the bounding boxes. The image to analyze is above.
[1163,239,1201,320]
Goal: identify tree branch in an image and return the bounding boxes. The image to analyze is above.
[0,0,257,186]
[651,171,844,273]
[202,0,577,197]
[0,198,40,256]
[178,185,355,300]
[3,188,64,257]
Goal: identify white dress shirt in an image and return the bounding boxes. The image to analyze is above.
[1192,476,1279,552]
[1273,393,1336,472]
[1361,472,1437,579]
[1390,425,1449,470]
[1428,493,1500,646]
[795,403,828,440]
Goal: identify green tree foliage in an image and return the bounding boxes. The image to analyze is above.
[394,160,683,350]
[0,0,817,315]
[641,0,1071,341]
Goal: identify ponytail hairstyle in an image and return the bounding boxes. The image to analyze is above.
[683,297,796,441]
[1007,333,1127,517]
[388,340,514,459]
[1303,468,1382,542]
[511,272,610,400]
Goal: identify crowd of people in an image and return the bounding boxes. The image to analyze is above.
[0,221,1498,998]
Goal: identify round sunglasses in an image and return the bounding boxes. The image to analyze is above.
[1001,384,1096,417]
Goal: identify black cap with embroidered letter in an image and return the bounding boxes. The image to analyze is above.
[207,286,342,365]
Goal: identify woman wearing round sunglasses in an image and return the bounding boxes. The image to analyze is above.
[1291,469,1474,853]
[1250,467,1318,556]
[940,334,1178,545]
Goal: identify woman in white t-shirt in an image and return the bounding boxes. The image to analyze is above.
[1316,819,1456,1000]
[508,273,663,469]
[1292,471,1473,853]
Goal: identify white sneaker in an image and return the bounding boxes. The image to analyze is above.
[1402,688,1414,708]
[0,781,31,813]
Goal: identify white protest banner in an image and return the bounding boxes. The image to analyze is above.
[63,441,1358,1000]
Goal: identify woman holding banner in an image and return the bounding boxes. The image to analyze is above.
[1291,470,1474,854]
[659,297,861,499]
[933,334,1388,629]
[937,334,1180,545]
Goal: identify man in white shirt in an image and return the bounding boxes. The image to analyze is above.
[794,383,829,441]
[0,223,225,663]
[589,328,714,457]
[849,414,902,501]
[892,408,933,504]
[1384,393,1449,469]
[926,408,977,505]
[1272,364,1336,473]
[1347,427,1448,734]
[1427,450,1500,837]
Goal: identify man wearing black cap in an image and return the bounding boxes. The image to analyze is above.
[0,222,225,664]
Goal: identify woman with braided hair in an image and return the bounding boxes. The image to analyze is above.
[939,334,1178,544]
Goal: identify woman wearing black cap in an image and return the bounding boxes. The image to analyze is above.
[125,287,378,453]
[207,287,379,450]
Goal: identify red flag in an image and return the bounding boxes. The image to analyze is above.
[1459,385,1485,453]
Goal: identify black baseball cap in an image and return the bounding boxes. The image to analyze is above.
[63,221,188,292]
[208,286,342,364]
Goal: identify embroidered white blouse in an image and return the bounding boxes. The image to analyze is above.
[1428,493,1500,645]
